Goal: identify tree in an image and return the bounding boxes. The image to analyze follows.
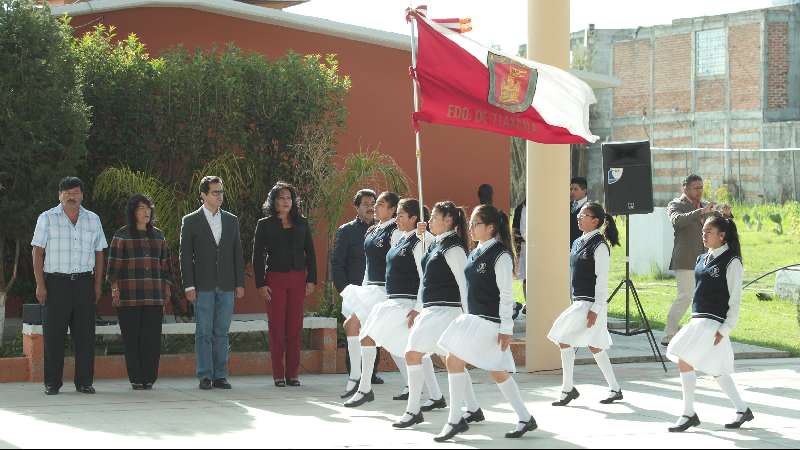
[0,0,89,344]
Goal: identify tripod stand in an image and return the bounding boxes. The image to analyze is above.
[607,215,668,372]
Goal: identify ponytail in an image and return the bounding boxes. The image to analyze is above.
[706,215,743,261]
[433,201,471,252]
[583,202,621,248]
[473,204,517,272]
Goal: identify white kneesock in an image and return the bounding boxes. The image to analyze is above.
[360,346,377,393]
[716,374,747,412]
[422,355,443,400]
[593,350,620,391]
[560,348,576,393]
[447,372,467,425]
[347,337,362,389]
[497,377,532,423]
[406,364,425,415]
[392,353,409,387]
[680,371,697,417]
[463,369,480,413]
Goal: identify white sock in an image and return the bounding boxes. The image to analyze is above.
[392,353,409,388]
[716,375,747,412]
[497,377,532,423]
[463,369,481,413]
[680,371,697,418]
[359,346,377,393]
[405,364,425,415]
[593,350,620,391]
[447,372,467,425]
[560,348,576,397]
[422,355,443,400]
[346,337,362,390]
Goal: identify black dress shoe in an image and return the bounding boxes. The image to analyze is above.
[421,396,447,412]
[287,379,301,387]
[132,383,146,391]
[371,374,385,385]
[668,414,701,432]
[76,385,96,394]
[464,408,485,423]
[725,408,754,429]
[433,418,469,442]
[599,389,623,404]
[393,411,424,429]
[274,379,287,388]
[393,387,410,401]
[340,379,360,399]
[505,416,538,438]
[213,378,232,390]
[344,390,375,408]
[199,379,213,390]
[44,386,60,396]
[552,387,580,406]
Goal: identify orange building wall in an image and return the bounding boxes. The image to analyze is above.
[68,7,510,315]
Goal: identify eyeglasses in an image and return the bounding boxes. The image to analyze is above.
[577,214,596,220]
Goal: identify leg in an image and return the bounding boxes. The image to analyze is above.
[343,315,362,391]
[556,344,577,402]
[118,307,143,385]
[43,277,69,390]
[462,369,482,419]
[267,273,289,381]
[194,291,215,381]
[492,370,536,438]
[392,352,409,394]
[665,271,695,339]
[715,374,753,428]
[435,354,470,441]
[590,346,620,392]
[71,277,96,388]
[357,337,377,393]
[140,306,163,385]
[285,272,306,381]
[403,351,426,416]
[671,359,700,430]
[422,355,443,400]
[212,290,235,381]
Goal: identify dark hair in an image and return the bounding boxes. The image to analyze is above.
[367,191,400,234]
[477,184,494,205]
[397,198,430,223]
[433,201,470,252]
[353,189,377,207]
[58,176,83,193]
[472,204,516,271]
[126,193,156,238]
[570,177,588,191]
[582,202,620,247]
[199,176,223,195]
[263,181,302,222]
[682,174,703,187]
[705,215,742,261]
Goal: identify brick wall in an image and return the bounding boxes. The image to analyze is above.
[729,23,763,111]
[654,33,692,114]
[613,39,652,118]
[767,22,790,109]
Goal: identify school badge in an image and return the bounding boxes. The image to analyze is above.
[487,52,538,113]
[477,262,488,274]
[709,266,721,278]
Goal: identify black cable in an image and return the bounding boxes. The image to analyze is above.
[743,264,800,289]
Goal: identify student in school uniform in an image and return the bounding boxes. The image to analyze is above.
[340,192,407,399]
[344,198,435,408]
[666,215,754,432]
[435,205,537,442]
[393,201,483,429]
[547,202,623,407]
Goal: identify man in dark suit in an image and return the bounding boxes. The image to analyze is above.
[331,189,384,386]
[180,176,245,391]
[570,177,589,249]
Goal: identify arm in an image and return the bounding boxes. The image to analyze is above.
[252,220,267,289]
[106,235,123,283]
[233,218,246,289]
[179,216,195,292]
[718,258,744,337]
[496,253,515,335]
[304,222,317,284]
[668,201,706,230]
[331,225,349,293]
[444,246,468,313]
[412,235,428,312]
[591,244,610,314]
[32,246,47,305]
[93,222,108,301]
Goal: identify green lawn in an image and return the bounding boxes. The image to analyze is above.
[514,221,800,356]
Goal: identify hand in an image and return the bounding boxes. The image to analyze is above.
[111,287,121,308]
[259,286,272,303]
[701,203,716,215]
[95,285,103,304]
[416,222,427,238]
[305,283,316,297]
[406,310,419,329]
[235,287,245,300]
[35,284,47,305]
[164,286,172,301]
[587,310,598,328]
[721,204,733,218]
[497,333,512,352]
[714,331,723,346]
[185,288,197,303]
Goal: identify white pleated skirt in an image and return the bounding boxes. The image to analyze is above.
[341,284,387,323]
[547,300,613,350]
[360,298,416,357]
[438,314,517,373]
[667,318,734,376]
[406,306,463,356]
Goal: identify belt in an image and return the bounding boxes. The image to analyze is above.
[46,272,94,281]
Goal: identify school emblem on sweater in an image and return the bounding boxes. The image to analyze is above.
[375,238,384,248]
[400,248,407,256]
[488,52,538,113]
[477,262,488,274]
[708,266,721,278]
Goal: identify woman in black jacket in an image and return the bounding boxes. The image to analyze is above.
[253,182,317,387]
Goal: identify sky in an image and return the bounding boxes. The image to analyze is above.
[287,0,790,53]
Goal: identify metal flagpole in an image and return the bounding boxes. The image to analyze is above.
[409,7,426,248]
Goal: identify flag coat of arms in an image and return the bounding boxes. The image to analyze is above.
[410,9,598,144]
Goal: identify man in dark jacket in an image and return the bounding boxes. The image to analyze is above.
[331,189,385,386]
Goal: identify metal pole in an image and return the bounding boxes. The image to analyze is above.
[409,10,426,247]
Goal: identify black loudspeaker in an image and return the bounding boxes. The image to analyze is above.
[602,140,654,215]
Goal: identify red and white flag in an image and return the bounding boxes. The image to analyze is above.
[409,8,597,144]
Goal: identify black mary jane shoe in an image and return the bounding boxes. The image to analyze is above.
[287,379,301,387]
[551,387,580,406]
[393,387,410,401]
[393,411,424,429]
[433,418,469,442]
[668,414,701,432]
[274,379,287,388]
[599,389,623,404]
[421,396,447,412]
[344,390,375,408]
[464,408,485,423]
[340,379,360,399]
[725,408,754,429]
[505,416,538,439]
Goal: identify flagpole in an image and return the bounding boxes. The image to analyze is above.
[409,9,426,248]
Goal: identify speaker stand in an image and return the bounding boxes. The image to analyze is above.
[608,215,668,372]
